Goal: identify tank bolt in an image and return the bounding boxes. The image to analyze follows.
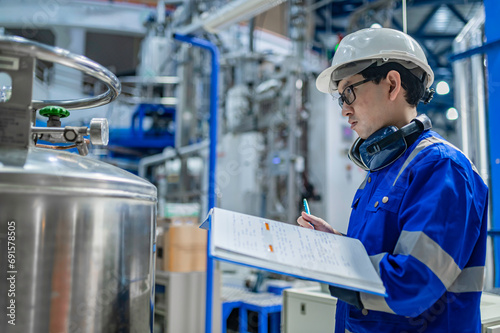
[64,129,78,142]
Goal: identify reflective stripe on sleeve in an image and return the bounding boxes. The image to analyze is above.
[447,266,484,293]
[369,253,387,276]
[360,291,396,314]
[359,252,395,313]
[394,230,461,289]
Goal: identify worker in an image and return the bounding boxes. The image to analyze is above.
[297,27,488,332]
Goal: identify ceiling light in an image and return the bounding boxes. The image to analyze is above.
[446,107,459,121]
[436,81,450,95]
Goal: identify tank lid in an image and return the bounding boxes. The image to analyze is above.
[0,147,157,201]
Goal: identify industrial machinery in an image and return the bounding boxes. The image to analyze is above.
[0,36,157,332]
[451,9,497,290]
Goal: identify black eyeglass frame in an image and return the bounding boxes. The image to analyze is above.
[337,78,372,108]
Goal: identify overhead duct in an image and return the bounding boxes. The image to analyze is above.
[177,0,288,35]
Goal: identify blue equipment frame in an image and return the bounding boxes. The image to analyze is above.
[173,33,220,333]
[484,0,500,288]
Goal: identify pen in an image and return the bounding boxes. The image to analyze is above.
[303,198,314,229]
[303,198,310,214]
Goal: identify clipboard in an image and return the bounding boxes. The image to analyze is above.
[201,207,387,296]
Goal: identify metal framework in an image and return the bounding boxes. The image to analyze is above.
[313,0,482,75]
[312,0,482,121]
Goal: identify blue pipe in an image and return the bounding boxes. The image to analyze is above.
[449,39,500,63]
[173,33,219,333]
[484,0,500,288]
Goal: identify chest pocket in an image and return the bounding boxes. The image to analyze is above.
[366,186,405,214]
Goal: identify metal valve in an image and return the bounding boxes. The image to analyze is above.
[0,35,120,166]
[32,106,110,156]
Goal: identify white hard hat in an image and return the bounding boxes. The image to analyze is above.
[316,28,434,93]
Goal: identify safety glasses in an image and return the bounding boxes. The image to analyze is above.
[337,78,372,108]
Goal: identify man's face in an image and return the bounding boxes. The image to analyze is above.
[337,74,392,139]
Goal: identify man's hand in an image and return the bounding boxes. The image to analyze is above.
[296,211,343,235]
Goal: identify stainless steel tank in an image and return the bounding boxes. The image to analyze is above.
[0,36,157,332]
[0,148,156,333]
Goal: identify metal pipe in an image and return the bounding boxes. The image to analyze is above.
[138,140,209,178]
[0,35,121,111]
[455,61,470,156]
[452,9,495,289]
[308,0,336,12]
[402,0,407,33]
[249,18,255,53]
[286,71,298,224]
[471,32,489,184]
[157,0,166,25]
[451,38,470,157]
[173,33,219,333]
[31,127,66,134]
[119,76,180,84]
[119,96,178,106]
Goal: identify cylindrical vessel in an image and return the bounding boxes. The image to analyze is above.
[0,147,156,333]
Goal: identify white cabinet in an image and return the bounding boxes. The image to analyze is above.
[481,292,500,333]
[154,270,222,333]
[154,271,206,333]
[282,286,336,333]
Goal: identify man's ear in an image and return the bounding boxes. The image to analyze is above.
[386,70,402,101]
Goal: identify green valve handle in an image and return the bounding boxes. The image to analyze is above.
[39,106,70,118]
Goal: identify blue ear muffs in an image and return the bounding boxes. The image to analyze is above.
[359,126,407,171]
[348,114,432,171]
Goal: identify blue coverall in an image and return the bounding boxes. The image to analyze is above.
[336,130,489,333]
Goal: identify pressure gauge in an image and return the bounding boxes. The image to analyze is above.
[89,118,109,146]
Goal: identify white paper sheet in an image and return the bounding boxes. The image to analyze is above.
[209,208,386,295]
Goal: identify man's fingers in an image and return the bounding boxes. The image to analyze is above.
[302,211,324,224]
[301,211,316,221]
[297,217,314,229]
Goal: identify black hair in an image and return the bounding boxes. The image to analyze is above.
[358,62,425,107]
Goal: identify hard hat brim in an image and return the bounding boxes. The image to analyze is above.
[316,66,336,94]
[316,60,375,93]
[316,54,434,94]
